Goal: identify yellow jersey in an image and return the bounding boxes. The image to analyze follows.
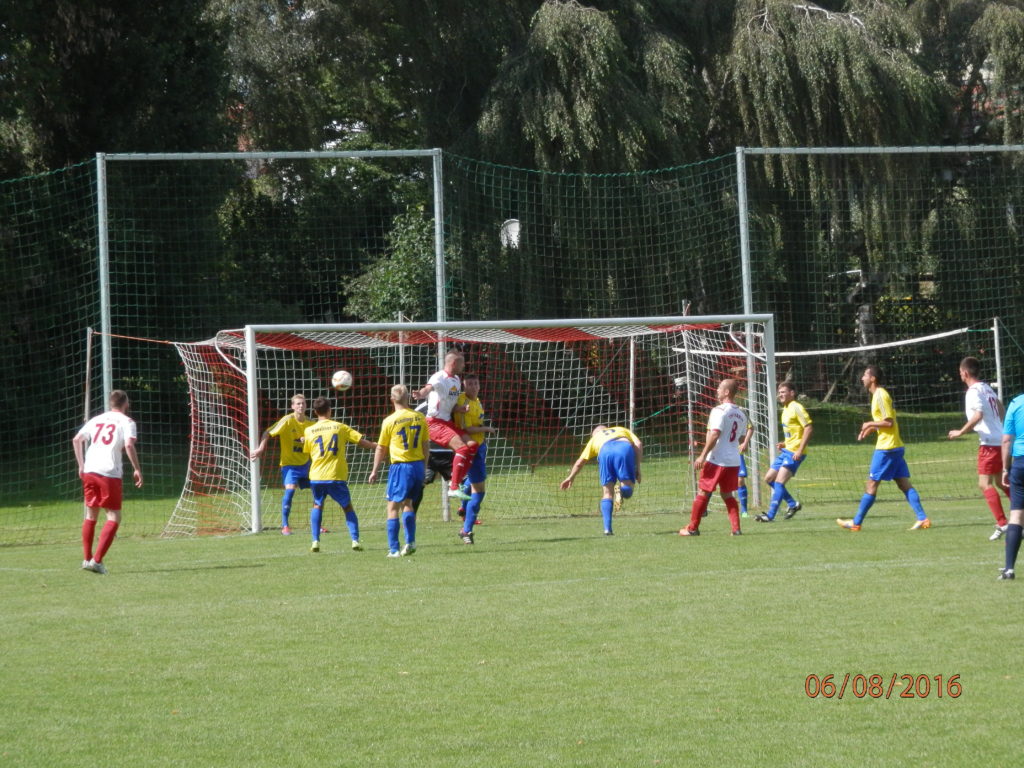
[268,414,315,467]
[455,394,487,444]
[578,426,640,462]
[378,407,428,463]
[302,419,364,481]
[780,401,812,454]
[871,387,903,450]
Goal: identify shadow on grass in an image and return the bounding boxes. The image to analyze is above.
[130,562,267,574]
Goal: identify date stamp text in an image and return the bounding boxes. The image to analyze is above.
[804,674,961,699]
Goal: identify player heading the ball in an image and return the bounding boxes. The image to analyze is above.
[415,350,477,502]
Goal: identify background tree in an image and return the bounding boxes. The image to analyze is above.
[0,0,230,176]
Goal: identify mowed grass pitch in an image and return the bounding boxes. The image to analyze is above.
[1,501,1017,768]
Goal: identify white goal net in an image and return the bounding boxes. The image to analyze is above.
[166,316,775,537]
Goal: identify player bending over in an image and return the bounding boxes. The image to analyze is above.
[561,425,643,536]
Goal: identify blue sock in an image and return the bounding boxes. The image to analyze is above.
[281,488,295,527]
[737,484,747,513]
[1005,524,1023,571]
[386,518,400,553]
[620,483,634,500]
[402,511,416,546]
[464,491,484,531]
[854,494,875,526]
[461,477,471,495]
[767,482,786,520]
[904,487,926,521]
[780,486,796,506]
[310,505,323,543]
[600,498,613,533]
[344,508,359,541]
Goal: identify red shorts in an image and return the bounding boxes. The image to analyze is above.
[698,462,739,494]
[82,473,123,511]
[978,445,1003,476]
[426,417,469,449]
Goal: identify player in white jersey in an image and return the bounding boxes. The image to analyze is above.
[948,356,1009,540]
[72,390,143,574]
[416,350,478,501]
[680,379,748,537]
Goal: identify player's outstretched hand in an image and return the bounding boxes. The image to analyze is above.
[559,478,573,491]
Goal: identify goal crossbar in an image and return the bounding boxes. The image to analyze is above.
[239,315,775,531]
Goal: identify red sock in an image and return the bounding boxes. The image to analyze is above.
[725,497,741,533]
[688,495,710,531]
[82,518,97,560]
[449,443,478,489]
[94,520,120,563]
[984,487,1008,526]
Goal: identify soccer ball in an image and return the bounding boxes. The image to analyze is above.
[331,370,353,392]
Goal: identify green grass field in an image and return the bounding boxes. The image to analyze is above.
[2,500,1016,767]
[0,414,987,545]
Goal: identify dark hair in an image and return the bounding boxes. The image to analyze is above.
[864,365,883,384]
[778,380,796,393]
[109,390,129,409]
[959,356,981,380]
[312,396,331,416]
[463,372,479,382]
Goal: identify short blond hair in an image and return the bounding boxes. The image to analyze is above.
[391,384,410,405]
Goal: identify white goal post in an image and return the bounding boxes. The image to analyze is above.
[167,315,776,537]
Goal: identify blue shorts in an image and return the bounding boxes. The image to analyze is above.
[868,447,910,482]
[770,449,805,476]
[1009,457,1024,510]
[598,440,637,487]
[311,480,351,509]
[387,461,425,503]
[281,463,311,489]
[738,455,748,479]
[466,442,488,485]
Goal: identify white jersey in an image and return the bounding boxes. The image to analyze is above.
[706,402,747,468]
[965,381,1002,447]
[426,370,462,421]
[78,410,137,478]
